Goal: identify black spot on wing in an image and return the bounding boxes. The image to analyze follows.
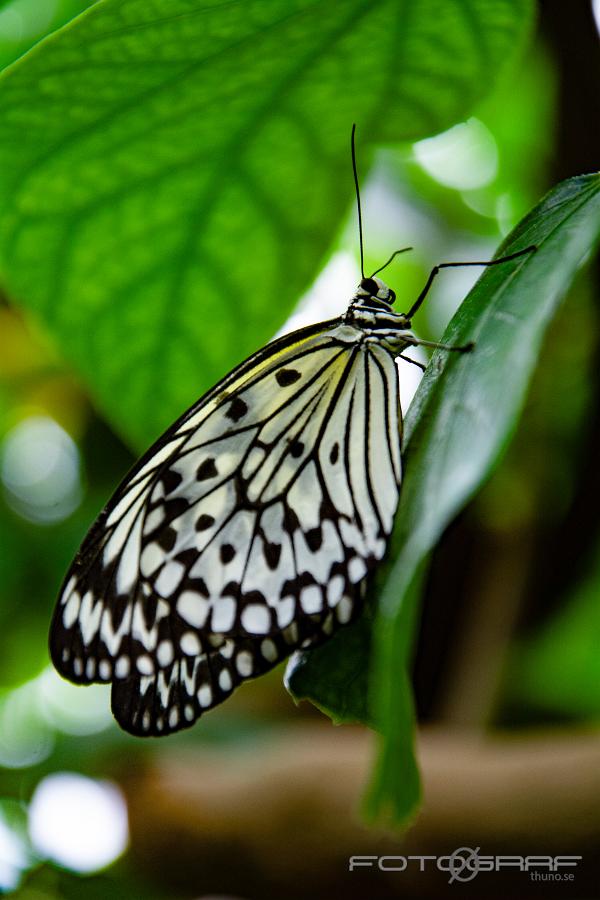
[220,543,236,564]
[196,513,215,531]
[174,547,200,569]
[263,541,282,570]
[196,458,218,480]
[162,469,183,495]
[157,526,177,552]
[187,576,209,596]
[305,526,322,552]
[163,498,189,523]
[226,397,248,421]
[289,440,304,458]
[283,506,300,533]
[276,368,301,387]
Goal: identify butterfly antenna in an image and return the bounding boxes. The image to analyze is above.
[351,124,365,279]
[370,246,413,278]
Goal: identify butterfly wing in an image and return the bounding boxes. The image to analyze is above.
[50,322,401,735]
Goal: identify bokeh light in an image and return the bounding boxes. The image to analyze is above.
[0,666,112,771]
[1,414,82,524]
[593,0,600,35]
[0,679,55,769]
[414,118,499,190]
[38,667,112,736]
[28,773,129,873]
[0,807,29,892]
[0,0,58,46]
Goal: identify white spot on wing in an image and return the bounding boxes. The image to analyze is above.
[62,591,81,628]
[211,596,236,632]
[348,556,367,582]
[136,655,154,675]
[275,596,294,628]
[140,542,164,578]
[197,684,212,707]
[219,669,232,691]
[336,595,353,624]
[154,560,185,598]
[157,640,174,667]
[177,591,209,627]
[180,632,201,655]
[327,575,344,607]
[240,603,271,634]
[236,651,253,677]
[115,656,130,678]
[143,507,165,535]
[300,585,322,614]
[260,638,278,662]
[61,576,77,605]
[79,591,102,646]
[99,660,111,680]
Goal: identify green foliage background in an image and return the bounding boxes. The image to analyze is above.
[0,0,598,895]
[0,0,534,445]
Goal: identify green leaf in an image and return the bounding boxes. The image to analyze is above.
[0,0,533,448]
[287,173,600,826]
[285,610,373,725]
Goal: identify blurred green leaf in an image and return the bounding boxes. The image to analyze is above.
[508,537,600,718]
[0,0,533,448]
[287,174,600,826]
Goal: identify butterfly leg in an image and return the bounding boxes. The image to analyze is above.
[397,352,427,371]
[402,335,474,353]
[404,245,536,319]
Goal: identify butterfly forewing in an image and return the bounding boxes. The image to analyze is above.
[50,298,404,736]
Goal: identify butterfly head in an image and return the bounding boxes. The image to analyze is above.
[348,275,412,333]
[356,275,396,306]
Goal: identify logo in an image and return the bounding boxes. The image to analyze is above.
[349,850,581,885]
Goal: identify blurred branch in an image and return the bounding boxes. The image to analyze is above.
[121,724,600,898]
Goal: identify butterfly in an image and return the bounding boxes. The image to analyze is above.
[49,127,534,736]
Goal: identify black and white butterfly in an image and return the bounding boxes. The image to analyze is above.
[49,128,533,736]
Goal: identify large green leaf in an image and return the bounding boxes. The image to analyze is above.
[287,174,600,825]
[0,0,533,448]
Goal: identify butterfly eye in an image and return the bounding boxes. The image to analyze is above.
[360,277,379,295]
